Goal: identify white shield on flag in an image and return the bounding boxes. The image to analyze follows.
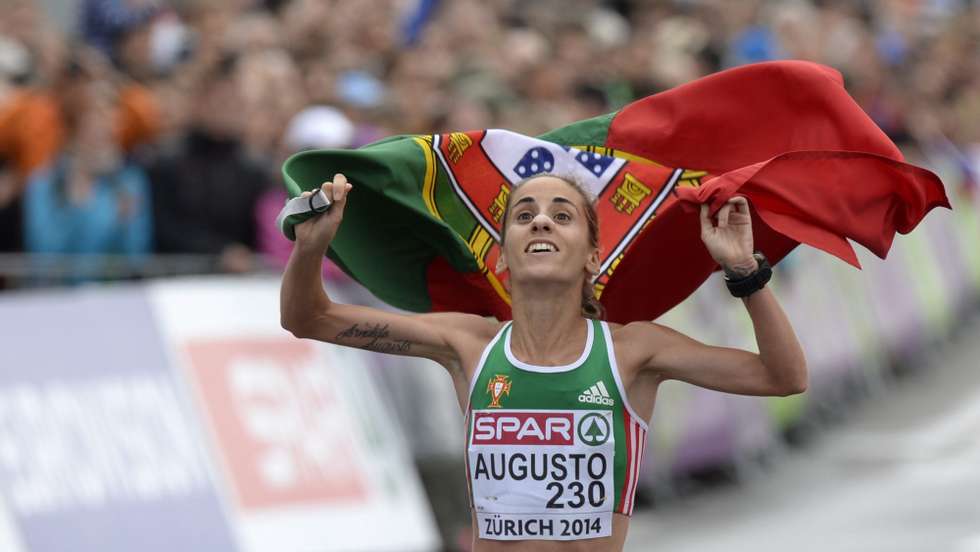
[480,129,626,196]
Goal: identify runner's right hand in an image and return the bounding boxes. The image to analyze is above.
[294,173,352,253]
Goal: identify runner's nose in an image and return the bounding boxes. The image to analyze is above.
[531,213,552,233]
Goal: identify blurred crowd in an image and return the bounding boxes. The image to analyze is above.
[0,0,978,285]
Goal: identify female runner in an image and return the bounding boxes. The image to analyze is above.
[280,172,807,551]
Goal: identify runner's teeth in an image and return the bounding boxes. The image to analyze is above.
[528,243,556,252]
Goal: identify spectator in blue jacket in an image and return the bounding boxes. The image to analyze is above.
[22,78,151,284]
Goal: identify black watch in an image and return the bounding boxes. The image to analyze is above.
[723,252,772,298]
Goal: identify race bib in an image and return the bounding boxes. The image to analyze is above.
[468,409,614,541]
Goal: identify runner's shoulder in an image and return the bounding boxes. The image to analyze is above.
[417,312,503,373]
[607,320,671,340]
[420,311,503,343]
[607,320,675,363]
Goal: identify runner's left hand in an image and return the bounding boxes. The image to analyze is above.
[699,196,757,274]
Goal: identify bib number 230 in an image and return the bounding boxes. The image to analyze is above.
[545,480,606,509]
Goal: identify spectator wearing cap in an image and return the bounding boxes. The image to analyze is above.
[81,0,160,63]
[255,105,355,278]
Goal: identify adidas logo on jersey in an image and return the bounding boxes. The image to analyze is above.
[578,381,615,406]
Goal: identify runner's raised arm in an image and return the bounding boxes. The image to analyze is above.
[279,173,498,370]
[616,196,808,397]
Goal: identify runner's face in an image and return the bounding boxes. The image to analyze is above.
[499,176,600,285]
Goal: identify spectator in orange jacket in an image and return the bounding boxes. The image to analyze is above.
[0,50,161,252]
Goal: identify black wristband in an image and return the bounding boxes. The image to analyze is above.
[724,252,772,298]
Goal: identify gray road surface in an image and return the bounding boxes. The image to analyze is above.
[625,318,980,552]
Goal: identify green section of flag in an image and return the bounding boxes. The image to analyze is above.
[282,135,477,312]
[537,111,615,148]
[430,168,482,245]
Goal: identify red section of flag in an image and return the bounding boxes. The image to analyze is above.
[595,61,949,322]
[427,256,511,319]
[606,61,904,170]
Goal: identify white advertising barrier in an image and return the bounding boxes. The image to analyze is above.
[147,276,441,552]
[0,286,238,552]
[0,501,25,552]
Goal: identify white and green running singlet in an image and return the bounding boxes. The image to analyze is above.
[465,318,649,541]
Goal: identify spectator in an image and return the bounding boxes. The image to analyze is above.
[0,43,160,254]
[255,105,355,277]
[80,0,160,62]
[0,21,64,255]
[146,53,268,273]
[22,79,152,284]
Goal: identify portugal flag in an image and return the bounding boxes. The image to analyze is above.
[279,61,949,323]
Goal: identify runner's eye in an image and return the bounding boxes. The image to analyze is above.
[554,212,571,223]
[516,211,533,222]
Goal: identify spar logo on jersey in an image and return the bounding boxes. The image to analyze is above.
[578,380,614,406]
[472,411,574,445]
[486,374,512,408]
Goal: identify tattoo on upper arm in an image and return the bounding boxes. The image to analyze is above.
[335,323,412,353]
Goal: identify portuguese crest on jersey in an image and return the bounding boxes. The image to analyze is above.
[486,374,512,408]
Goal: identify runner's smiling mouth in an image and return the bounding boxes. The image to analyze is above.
[525,240,559,253]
